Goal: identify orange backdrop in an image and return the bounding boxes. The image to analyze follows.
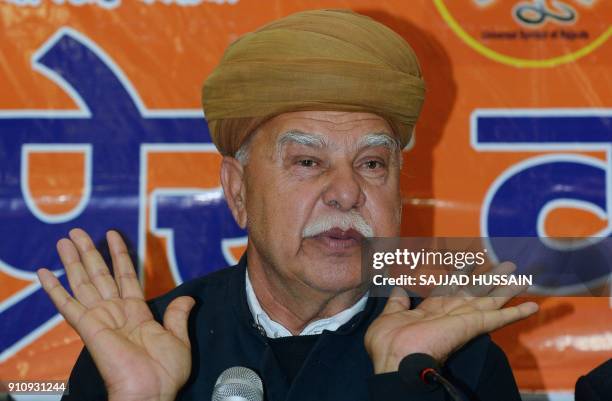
[0,0,610,398]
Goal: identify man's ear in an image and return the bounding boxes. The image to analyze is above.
[220,156,247,229]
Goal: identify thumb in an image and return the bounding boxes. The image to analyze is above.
[381,286,411,316]
[163,296,196,347]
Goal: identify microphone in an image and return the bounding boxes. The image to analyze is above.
[211,366,264,401]
[399,353,464,401]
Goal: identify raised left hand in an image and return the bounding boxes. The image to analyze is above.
[364,263,539,373]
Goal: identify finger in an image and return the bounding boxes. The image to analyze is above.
[428,275,459,298]
[107,230,143,299]
[69,228,119,300]
[467,280,530,312]
[425,271,475,313]
[418,296,472,317]
[163,296,196,347]
[464,296,510,313]
[57,238,102,307]
[449,265,527,315]
[381,287,411,316]
[470,262,517,297]
[419,271,477,314]
[475,302,539,334]
[450,295,509,316]
[449,261,516,300]
[430,262,518,315]
[415,296,446,314]
[486,271,530,298]
[37,268,86,327]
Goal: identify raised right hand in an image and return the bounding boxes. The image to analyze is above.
[37,228,195,401]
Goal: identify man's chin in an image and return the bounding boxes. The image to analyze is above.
[306,277,365,294]
[301,260,364,293]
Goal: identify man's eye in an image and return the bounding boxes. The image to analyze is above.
[364,160,384,169]
[298,159,318,167]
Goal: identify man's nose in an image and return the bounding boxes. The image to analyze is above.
[321,165,365,211]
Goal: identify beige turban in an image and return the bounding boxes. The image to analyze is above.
[202,9,426,156]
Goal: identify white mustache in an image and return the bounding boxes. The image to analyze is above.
[302,210,374,238]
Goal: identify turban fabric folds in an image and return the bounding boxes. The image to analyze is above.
[202,9,426,156]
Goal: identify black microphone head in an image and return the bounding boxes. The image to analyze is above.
[398,353,441,390]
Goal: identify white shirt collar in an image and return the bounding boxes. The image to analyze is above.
[245,269,369,338]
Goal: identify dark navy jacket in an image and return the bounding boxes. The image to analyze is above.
[62,256,522,401]
[575,358,612,401]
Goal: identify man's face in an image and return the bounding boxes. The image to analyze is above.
[238,111,403,294]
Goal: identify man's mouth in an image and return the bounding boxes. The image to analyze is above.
[312,227,364,250]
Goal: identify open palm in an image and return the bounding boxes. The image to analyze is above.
[365,264,539,374]
[37,229,195,401]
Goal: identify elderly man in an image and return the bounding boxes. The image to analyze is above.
[37,9,538,401]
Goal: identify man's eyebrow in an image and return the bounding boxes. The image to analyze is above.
[275,130,401,161]
[356,133,400,151]
[276,130,328,157]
